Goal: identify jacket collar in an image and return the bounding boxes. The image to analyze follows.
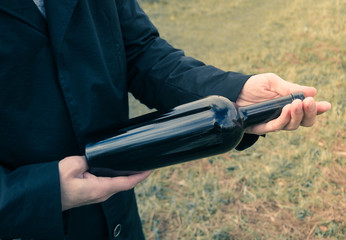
[0,0,47,35]
[0,0,80,56]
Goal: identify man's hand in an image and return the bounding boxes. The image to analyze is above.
[58,156,151,211]
[236,73,331,135]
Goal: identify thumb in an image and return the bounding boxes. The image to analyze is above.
[279,81,317,97]
[107,171,153,192]
[60,156,89,178]
[89,171,153,200]
[268,75,317,97]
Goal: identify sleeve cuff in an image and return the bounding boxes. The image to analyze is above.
[0,161,65,239]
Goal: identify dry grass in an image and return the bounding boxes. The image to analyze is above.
[131,0,346,239]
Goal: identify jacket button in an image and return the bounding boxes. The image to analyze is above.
[113,224,122,238]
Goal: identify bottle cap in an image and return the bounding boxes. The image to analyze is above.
[291,92,305,101]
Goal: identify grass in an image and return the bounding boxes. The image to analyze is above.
[130,0,346,239]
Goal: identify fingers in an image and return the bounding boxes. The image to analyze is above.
[267,104,292,131]
[246,104,292,135]
[284,99,304,130]
[59,155,152,210]
[81,171,152,205]
[290,97,330,127]
[265,98,316,131]
[100,171,153,193]
[316,101,332,115]
[301,97,317,127]
[245,96,331,135]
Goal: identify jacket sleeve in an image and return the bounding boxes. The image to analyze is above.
[116,0,259,149]
[0,161,65,240]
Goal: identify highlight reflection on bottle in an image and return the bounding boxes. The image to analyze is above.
[86,93,305,176]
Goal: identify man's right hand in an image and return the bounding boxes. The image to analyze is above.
[236,73,331,135]
[58,156,151,211]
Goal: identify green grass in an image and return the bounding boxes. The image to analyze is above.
[130,0,346,239]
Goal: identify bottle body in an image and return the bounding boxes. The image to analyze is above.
[86,93,305,176]
[86,96,244,176]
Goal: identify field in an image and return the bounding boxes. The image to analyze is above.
[130,0,346,239]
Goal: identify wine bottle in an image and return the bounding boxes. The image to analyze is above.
[86,92,305,176]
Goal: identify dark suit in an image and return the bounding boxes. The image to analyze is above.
[0,0,257,239]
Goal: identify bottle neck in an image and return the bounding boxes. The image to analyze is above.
[239,92,305,129]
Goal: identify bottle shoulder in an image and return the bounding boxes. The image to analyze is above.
[204,96,241,129]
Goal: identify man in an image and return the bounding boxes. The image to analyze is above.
[0,0,330,239]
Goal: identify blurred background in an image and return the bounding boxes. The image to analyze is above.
[130,0,346,239]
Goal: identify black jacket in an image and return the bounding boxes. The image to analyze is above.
[0,0,257,239]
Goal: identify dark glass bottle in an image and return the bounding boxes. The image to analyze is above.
[86,93,305,176]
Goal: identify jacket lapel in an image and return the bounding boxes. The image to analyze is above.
[0,0,47,36]
[44,0,80,55]
[0,0,80,54]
